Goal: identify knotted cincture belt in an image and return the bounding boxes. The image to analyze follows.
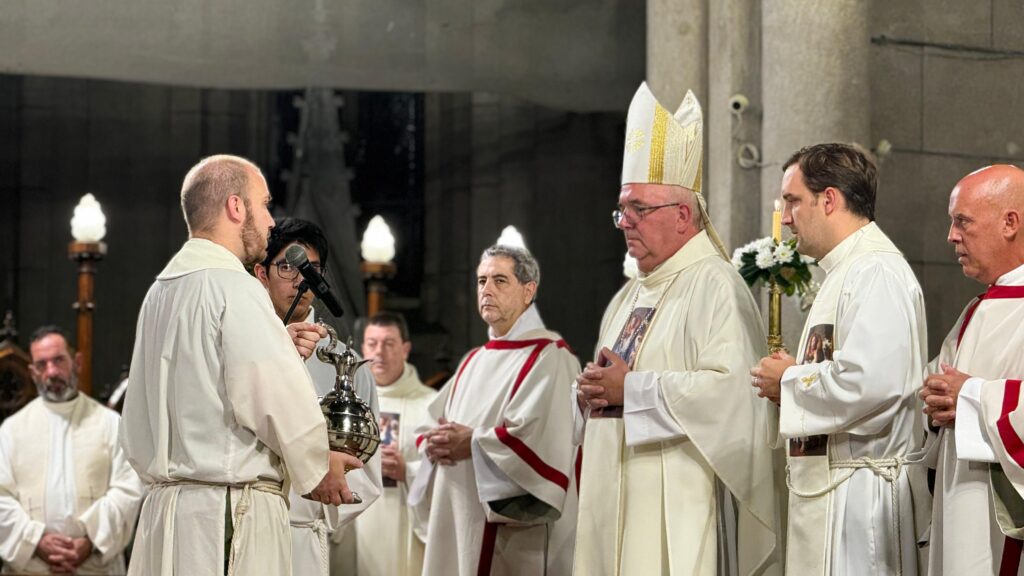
[151,479,286,576]
[786,454,921,576]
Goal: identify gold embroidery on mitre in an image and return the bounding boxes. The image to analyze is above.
[625,129,646,154]
[692,157,703,193]
[648,106,669,183]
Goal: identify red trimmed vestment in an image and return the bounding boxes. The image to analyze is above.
[415,309,580,576]
[927,266,1024,576]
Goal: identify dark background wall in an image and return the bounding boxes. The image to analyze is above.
[0,75,628,394]
[0,75,275,395]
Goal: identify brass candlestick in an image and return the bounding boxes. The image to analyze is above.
[69,241,107,396]
[768,278,784,353]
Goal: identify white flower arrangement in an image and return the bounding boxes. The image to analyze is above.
[731,237,816,298]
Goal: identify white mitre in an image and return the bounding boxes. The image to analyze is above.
[621,82,728,259]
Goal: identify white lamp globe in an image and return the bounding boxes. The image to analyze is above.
[361,215,396,263]
[70,194,107,243]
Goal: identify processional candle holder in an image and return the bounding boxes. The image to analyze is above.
[768,199,785,353]
[316,323,381,469]
[768,279,784,353]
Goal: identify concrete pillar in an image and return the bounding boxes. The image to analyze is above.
[647,0,708,107]
[706,0,761,250]
[761,0,871,203]
[760,0,871,346]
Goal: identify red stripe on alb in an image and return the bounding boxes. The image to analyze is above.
[575,447,583,496]
[495,426,569,491]
[477,522,499,576]
[416,434,425,449]
[999,535,1023,576]
[957,298,984,348]
[997,380,1024,469]
[485,338,554,350]
[509,343,548,400]
[957,285,1024,348]
[447,347,482,413]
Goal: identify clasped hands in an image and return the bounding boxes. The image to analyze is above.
[35,532,92,573]
[920,363,969,428]
[576,347,628,411]
[423,418,473,466]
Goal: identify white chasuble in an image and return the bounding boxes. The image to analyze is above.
[928,263,1024,576]
[121,238,331,576]
[349,363,435,576]
[290,310,382,576]
[574,231,778,576]
[0,395,143,574]
[777,222,927,576]
[414,305,580,576]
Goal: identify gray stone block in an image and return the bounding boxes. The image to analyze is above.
[921,262,985,356]
[924,0,992,47]
[870,0,924,40]
[917,153,983,264]
[875,151,927,262]
[923,55,1024,159]
[993,0,1024,51]
[870,45,922,150]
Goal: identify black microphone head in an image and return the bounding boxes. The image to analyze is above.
[284,244,308,267]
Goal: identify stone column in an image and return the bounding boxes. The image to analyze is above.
[761,0,871,202]
[647,0,708,108]
[706,0,761,250]
[761,0,871,346]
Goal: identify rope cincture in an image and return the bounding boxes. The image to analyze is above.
[152,479,285,576]
[291,517,330,574]
[785,455,915,576]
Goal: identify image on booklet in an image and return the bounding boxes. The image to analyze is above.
[788,324,834,457]
[379,411,400,487]
[789,434,829,457]
[802,323,834,364]
[592,306,655,419]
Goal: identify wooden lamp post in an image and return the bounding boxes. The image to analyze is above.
[360,216,396,317]
[68,194,107,397]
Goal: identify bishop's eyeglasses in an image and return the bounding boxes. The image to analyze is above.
[611,203,681,228]
[270,260,324,281]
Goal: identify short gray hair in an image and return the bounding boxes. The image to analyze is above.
[180,155,262,234]
[481,244,540,286]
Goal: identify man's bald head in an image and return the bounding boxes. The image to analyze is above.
[948,164,1024,284]
[956,164,1024,211]
[180,155,264,235]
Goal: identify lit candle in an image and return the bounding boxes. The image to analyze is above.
[772,199,782,243]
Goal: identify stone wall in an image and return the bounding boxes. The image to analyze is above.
[870,0,1024,352]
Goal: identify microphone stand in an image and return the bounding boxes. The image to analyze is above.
[283,280,310,324]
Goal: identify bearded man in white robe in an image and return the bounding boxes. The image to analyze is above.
[920,164,1024,575]
[0,326,143,575]
[120,155,362,576]
[412,245,580,576]
[253,216,382,576]
[751,143,929,575]
[574,82,778,576]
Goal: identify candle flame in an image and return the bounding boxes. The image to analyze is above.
[774,198,781,212]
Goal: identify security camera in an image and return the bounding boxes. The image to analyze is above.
[729,94,750,114]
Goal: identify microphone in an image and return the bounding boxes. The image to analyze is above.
[284,244,344,318]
